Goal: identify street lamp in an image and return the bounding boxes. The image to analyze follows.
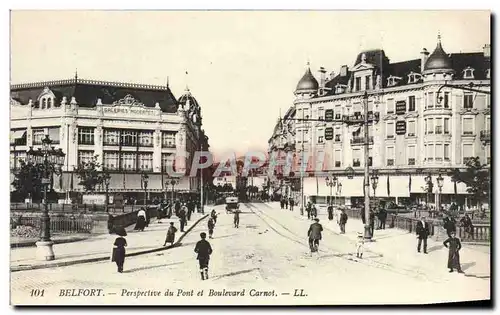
[325,175,337,206]
[168,177,179,210]
[103,172,111,213]
[371,173,379,198]
[141,173,149,207]
[26,134,65,261]
[436,174,444,212]
[425,174,432,208]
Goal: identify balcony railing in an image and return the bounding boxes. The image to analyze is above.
[162,143,176,148]
[342,112,380,123]
[351,136,374,145]
[462,131,474,136]
[480,130,491,141]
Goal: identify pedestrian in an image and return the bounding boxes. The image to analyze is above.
[210,209,218,224]
[460,213,474,240]
[311,204,318,220]
[327,204,334,221]
[284,197,288,210]
[134,207,147,231]
[369,209,375,236]
[174,200,181,217]
[416,216,430,254]
[208,217,215,239]
[306,202,312,219]
[339,209,348,234]
[289,197,294,211]
[111,227,127,273]
[360,208,366,225]
[355,232,364,258]
[443,231,464,273]
[157,202,167,224]
[280,198,284,209]
[179,206,187,232]
[163,222,178,247]
[443,216,456,238]
[307,218,323,255]
[233,208,241,228]
[194,232,213,280]
[107,214,114,234]
[378,208,387,230]
[187,200,194,221]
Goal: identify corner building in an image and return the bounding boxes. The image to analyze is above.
[271,37,490,208]
[10,77,210,199]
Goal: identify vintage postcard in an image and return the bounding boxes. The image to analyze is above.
[9,10,491,306]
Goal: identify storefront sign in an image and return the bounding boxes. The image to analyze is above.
[396,101,406,115]
[396,121,406,135]
[103,106,157,116]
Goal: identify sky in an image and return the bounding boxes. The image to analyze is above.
[10,11,490,156]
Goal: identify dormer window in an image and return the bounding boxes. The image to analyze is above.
[41,98,47,109]
[463,66,475,79]
[335,84,346,94]
[387,75,401,87]
[407,72,422,84]
[37,87,56,110]
[486,69,490,79]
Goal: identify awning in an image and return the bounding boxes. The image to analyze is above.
[409,175,469,195]
[11,130,26,139]
[338,176,364,197]
[303,177,318,195]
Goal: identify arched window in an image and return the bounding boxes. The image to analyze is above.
[463,67,475,79]
[41,98,47,109]
[47,98,52,109]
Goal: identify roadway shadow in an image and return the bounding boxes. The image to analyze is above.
[426,244,445,253]
[461,261,477,272]
[212,267,260,280]
[123,261,184,273]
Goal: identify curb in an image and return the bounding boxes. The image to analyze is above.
[10,214,209,272]
[10,236,90,249]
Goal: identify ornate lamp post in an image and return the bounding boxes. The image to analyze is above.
[168,178,179,209]
[371,173,379,199]
[436,174,444,213]
[325,175,337,206]
[141,173,149,207]
[103,172,111,213]
[425,174,432,208]
[26,134,65,261]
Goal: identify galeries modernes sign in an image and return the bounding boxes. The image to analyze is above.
[102,106,158,116]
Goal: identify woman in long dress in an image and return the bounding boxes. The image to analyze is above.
[134,208,147,231]
[163,222,178,246]
[111,227,127,273]
[443,231,463,273]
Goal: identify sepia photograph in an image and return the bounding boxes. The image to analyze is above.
[8,10,491,306]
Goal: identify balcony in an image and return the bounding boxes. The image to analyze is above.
[408,158,415,165]
[342,112,380,124]
[387,159,394,166]
[480,130,491,142]
[162,143,176,149]
[351,136,374,145]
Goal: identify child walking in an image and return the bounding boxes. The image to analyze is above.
[356,233,365,259]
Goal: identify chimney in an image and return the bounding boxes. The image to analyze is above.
[420,48,429,72]
[318,67,327,89]
[340,65,348,77]
[483,44,491,58]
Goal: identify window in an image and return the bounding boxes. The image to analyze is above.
[408,120,416,136]
[162,132,176,148]
[427,118,434,134]
[486,145,490,164]
[78,151,94,165]
[32,129,45,145]
[463,67,475,79]
[427,144,434,161]
[318,108,324,120]
[121,152,137,171]
[138,153,153,171]
[408,96,416,112]
[408,146,416,165]
[487,95,491,108]
[435,118,443,134]
[386,146,395,166]
[138,131,153,147]
[485,116,490,131]
[427,92,434,108]
[444,144,450,161]
[462,144,474,164]
[355,77,361,92]
[386,122,395,138]
[47,98,52,109]
[464,93,474,109]
[353,149,361,167]
[103,152,119,170]
[41,98,47,109]
[104,129,120,145]
[444,92,450,109]
[162,153,174,172]
[463,117,474,135]
[10,151,27,169]
[365,75,371,90]
[435,144,443,161]
[334,150,341,167]
[78,127,95,145]
[486,69,491,79]
[317,136,324,144]
[444,118,450,134]
[387,99,395,113]
[121,130,138,146]
[335,134,341,142]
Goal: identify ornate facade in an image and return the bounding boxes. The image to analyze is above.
[10,77,210,195]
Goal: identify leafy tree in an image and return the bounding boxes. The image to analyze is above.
[450,156,490,211]
[11,160,43,200]
[75,155,105,193]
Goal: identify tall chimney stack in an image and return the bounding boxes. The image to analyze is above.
[420,48,429,72]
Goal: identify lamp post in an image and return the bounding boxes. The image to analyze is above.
[141,173,149,208]
[26,134,65,261]
[425,174,432,208]
[371,173,379,199]
[325,175,337,206]
[169,178,179,209]
[436,174,444,213]
[103,172,111,213]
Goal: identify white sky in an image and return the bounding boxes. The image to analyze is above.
[10,11,490,156]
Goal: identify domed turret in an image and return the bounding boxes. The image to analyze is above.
[178,87,199,109]
[424,34,453,74]
[295,65,319,94]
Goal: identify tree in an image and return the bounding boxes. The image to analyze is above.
[75,155,105,193]
[451,156,490,211]
[11,160,43,201]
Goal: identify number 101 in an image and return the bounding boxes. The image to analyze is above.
[30,289,45,297]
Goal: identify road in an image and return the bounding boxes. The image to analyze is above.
[11,203,489,305]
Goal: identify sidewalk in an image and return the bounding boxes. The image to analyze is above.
[10,209,218,272]
[263,202,491,279]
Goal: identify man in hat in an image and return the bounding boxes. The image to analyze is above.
[307,218,323,255]
[416,216,430,254]
[194,232,213,280]
[443,231,463,273]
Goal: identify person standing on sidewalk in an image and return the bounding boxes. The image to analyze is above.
[306,202,312,219]
[289,197,295,211]
[311,204,318,220]
[134,207,147,231]
[327,204,334,221]
[460,213,474,240]
[284,197,288,210]
[233,208,241,228]
[378,208,387,230]
[339,209,348,234]
[194,232,213,280]
[368,209,375,236]
[307,218,323,255]
[187,200,194,221]
[443,231,464,273]
[280,198,284,209]
[416,216,430,254]
[210,209,218,225]
[208,217,215,238]
[355,233,364,258]
[443,216,456,238]
[178,206,187,232]
[111,227,127,273]
[163,222,178,247]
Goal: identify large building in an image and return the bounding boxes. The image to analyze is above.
[268,36,490,208]
[10,76,210,199]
